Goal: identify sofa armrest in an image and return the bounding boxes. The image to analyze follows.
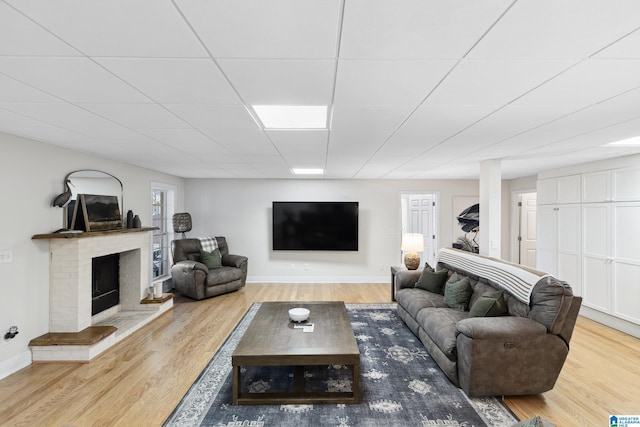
[222,254,248,269]
[173,260,209,273]
[395,269,422,290]
[456,316,547,340]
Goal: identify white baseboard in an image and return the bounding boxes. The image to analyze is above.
[0,350,32,380]
[580,306,640,339]
[246,276,388,284]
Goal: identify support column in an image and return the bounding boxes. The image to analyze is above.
[479,159,501,258]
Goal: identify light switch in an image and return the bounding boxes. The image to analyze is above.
[0,250,12,264]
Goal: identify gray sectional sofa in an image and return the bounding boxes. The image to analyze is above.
[395,248,582,397]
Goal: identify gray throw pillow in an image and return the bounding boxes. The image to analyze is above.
[443,276,473,311]
[447,271,460,285]
[468,290,508,317]
[200,249,222,269]
[414,268,448,294]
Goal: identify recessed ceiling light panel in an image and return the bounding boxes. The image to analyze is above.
[291,168,324,175]
[603,135,640,146]
[252,105,327,129]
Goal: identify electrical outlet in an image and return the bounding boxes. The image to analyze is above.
[290,263,295,270]
[379,264,384,271]
[0,250,12,264]
[303,263,309,270]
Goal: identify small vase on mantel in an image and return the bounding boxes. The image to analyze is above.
[133,215,142,229]
[126,210,134,228]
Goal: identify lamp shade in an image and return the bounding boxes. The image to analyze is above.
[401,233,424,252]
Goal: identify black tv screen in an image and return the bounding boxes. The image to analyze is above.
[272,202,359,251]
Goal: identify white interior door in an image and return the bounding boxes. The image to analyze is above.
[405,194,436,267]
[518,192,537,268]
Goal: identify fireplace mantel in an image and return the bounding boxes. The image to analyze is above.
[32,227,157,240]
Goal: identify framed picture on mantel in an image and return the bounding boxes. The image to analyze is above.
[71,194,123,231]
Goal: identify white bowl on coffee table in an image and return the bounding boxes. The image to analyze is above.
[289,307,310,322]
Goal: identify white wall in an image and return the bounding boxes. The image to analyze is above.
[0,132,184,379]
[185,178,479,282]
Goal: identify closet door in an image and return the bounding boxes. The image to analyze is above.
[557,204,581,296]
[536,204,557,275]
[582,204,611,313]
[612,202,640,324]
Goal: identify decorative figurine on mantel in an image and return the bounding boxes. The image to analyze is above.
[126,210,134,228]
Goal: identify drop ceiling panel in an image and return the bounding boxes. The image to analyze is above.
[0,108,56,129]
[175,0,341,58]
[524,104,640,141]
[328,130,388,158]
[166,104,259,130]
[334,60,455,105]
[0,2,79,56]
[70,126,159,147]
[267,130,328,163]
[136,129,230,154]
[468,0,640,59]
[79,104,190,129]
[6,0,206,57]
[514,59,640,107]
[200,129,278,156]
[96,58,240,104]
[218,60,334,105]
[7,126,110,151]
[1,1,640,180]
[390,105,498,144]
[331,106,412,133]
[594,29,640,59]
[424,59,578,106]
[468,104,582,133]
[0,103,120,129]
[0,58,151,103]
[0,74,62,103]
[340,0,513,59]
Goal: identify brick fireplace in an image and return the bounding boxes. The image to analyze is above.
[30,229,173,361]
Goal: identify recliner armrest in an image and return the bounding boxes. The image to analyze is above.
[456,316,547,340]
[173,260,209,273]
[222,254,248,269]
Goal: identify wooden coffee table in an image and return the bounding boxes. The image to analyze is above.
[232,301,360,405]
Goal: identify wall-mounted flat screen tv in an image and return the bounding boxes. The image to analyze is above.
[272,201,359,251]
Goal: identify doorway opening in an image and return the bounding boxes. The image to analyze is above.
[512,191,537,268]
[400,193,438,268]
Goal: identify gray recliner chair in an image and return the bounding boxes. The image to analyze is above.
[171,237,248,300]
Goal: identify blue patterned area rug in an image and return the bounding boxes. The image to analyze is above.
[164,303,518,427]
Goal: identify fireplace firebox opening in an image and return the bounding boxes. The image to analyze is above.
[92,253,120,316]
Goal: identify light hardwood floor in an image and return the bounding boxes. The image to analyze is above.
[0,283,638,426]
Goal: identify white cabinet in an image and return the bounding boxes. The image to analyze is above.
[582,171,611,202]
[612,167,640,201]
[581,202,640,325]
[539,165,640,331]
[611,202,640,324]
[536,204,581,295]
[537,174,581,205]
[582,204,610,312]
[582,166,640,203]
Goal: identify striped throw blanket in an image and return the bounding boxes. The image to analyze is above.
[436,248,549,304]
[199,237,218,252]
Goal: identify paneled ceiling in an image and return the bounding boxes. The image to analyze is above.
[2,0,640,179]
